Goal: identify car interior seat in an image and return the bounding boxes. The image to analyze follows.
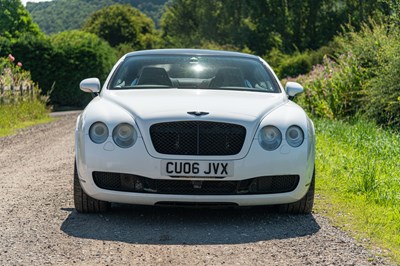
[209,67,246,88]
[137,67,172,87]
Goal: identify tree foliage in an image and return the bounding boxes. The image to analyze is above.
[161,0,389,55]
[0,0,41,39]
[26,0,167,34]
[161,0,253,51]
[82,4,158,50]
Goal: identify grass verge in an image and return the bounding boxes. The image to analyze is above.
[314,118,400,263]
[0,101,53,137]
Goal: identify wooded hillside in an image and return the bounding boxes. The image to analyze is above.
[26,0,167,34]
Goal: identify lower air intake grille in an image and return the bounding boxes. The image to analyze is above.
[93,172,299,195]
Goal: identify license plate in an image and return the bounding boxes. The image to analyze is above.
[161,160,233,177]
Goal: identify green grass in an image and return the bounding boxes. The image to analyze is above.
[314,118,400,262]
[0,101,53,137]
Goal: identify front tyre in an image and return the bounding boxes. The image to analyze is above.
[278,169,315,214]
[74,161,110,213]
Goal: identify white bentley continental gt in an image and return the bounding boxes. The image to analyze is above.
[74,49,315,214]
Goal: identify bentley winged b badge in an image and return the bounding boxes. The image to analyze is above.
[187,111,209,116]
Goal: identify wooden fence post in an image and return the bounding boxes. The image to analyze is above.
[11,84,15,104]
[0,84,3,105]
[30,84,34,99]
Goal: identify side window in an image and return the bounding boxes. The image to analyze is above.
[111,62,141,88]
[113,66,128,87]
[253,67,274,91]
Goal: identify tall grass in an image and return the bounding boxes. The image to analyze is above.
[315,118,400,262]
[0,100,51,137]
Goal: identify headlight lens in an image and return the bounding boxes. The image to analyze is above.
[259,126,282,151]
[112,123,137,148]
[89,122,109,144]
[286,125,304,147]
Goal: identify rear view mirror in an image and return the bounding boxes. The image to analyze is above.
[80,78,100,94]
[285,82,304,100]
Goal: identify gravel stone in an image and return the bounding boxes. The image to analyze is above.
[0,112,394,265]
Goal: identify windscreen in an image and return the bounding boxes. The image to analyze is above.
[109,55,280,93]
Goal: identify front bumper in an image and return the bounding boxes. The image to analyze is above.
[76,134,314,206]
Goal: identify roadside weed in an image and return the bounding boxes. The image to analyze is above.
[0,101,51,137]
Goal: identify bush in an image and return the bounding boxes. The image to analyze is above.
[290,21,400,128]
[1,32,117,108]
[333,22,400,127]
[2,32,117,108]
[367,35,400,126]
[291,52,365,119]
[338,23,400,127]
[278,53,312,78]
[50,30,117,107]
[266,45,335,79]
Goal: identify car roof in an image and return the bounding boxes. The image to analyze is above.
[125,49,259,59]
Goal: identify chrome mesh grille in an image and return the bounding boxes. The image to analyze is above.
[150,121,246,155]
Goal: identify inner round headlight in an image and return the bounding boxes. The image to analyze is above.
[286,126,304,147]
[112,123,137,148]
[259,126,282,151]
[89,122,109,144]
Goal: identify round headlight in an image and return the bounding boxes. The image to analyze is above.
[286,126,304,147]
[112,123,137,148]
[259,126,282,151]
[89,122,109,144]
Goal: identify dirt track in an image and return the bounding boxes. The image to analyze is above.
[0,113,393,265]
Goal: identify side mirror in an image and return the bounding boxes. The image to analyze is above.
[80,78,100,94]
[285,82,304,100]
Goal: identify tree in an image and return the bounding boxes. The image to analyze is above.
[26,0,168,35]
[82,4,158,50]
[161,0,391,55]
[161,0,256,51]
[0,0,41,39]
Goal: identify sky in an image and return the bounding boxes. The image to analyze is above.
[21,0,53,6]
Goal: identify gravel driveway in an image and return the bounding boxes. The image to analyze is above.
[0,113,393,265]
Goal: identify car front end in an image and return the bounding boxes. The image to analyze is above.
[74,49,315,213]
